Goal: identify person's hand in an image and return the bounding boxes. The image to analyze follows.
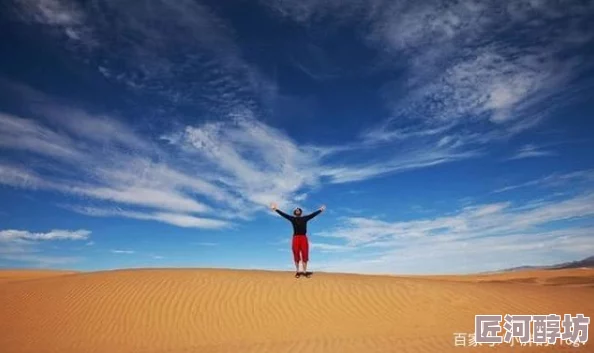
[319,205,326,212]
[270,202,278,211]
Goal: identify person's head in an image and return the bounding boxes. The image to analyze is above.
[293,207,302,217]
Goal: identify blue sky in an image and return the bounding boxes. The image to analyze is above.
[1,0,593,275]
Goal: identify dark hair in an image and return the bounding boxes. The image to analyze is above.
[293,207,302,215]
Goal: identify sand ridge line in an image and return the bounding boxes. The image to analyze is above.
[0,270,80,284]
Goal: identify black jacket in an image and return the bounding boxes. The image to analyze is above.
[275,209,322,235]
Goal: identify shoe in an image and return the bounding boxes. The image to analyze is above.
[295,272,302,278]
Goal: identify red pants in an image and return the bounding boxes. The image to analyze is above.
[292,235,309,262]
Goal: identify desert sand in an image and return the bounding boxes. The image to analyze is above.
[0,268,592,353]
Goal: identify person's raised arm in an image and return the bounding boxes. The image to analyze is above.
[304,205,326,221]
[276,209,293,220]
[270,202,293,220]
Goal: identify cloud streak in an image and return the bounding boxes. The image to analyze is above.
[11,0,90,42]
[68,206,231,229]
[110,249,135,254]
[321,193,594,246]
[508,144,557,160]
[315,191,594,274]
[493,169,594,194]
[263,0,594,151]
[0,94,237,228]
[9,0,276,117]
[3,0,592,242]
[0,229,90,241]
[2,89,469,227]
[0,228,90,266]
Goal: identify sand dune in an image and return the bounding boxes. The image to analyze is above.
[0,269,78,284]
[407,267,594,286]
[0,268,592,353]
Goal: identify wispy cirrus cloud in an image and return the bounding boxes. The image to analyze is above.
[172,112,322,211]
[0,158,217,217]
[318,146,481,183]
[310,242,355,253]
[315,192,594,274]
[508,144,557,160]
[493,169,594,194]
[0,112,85,161]
[1,87,466,227]
[10,0,91,42]
[0,229,90,241]
[317,227,594,275]
[166,105,482,196]
[388,47,569,127]
[110,249,135,254]
[3,0,592,236]
[9,0,276,116]
[321,192,594,246]
[0,76,583,232]
[68,206,231,229]
[263,0,594,149]
[0,83,246,229]
[6,0,466,223]
[16,0,589,164]
[0,228,90,266]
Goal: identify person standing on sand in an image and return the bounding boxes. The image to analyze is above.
[270,202,326,278]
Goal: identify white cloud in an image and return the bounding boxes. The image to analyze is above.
[373,46,573,145]
[3,0,593,235]
[315,191,594,273]
[65,206,231,230]
[322,193,594,246]
[432,50,558,124]
[316,227,594,275]
[0,88,554,230]
[11,0,90,41]
[493,169,594,193]
[19,0,588,166]
[74,187,210,214]
[260,0,359,23]
[369,1,489,53]
[261,0,594,148]
[146,213,229,229]
[0,160,215,216]
[361,123,456,144]
[508,144,557,160]
[0,164,51,189]
[173,108,482,199]
[174,113,329,211]
[0,94,241,228]
[9,0,276,115]
[1,96,380,225]
[110,249,135,254]
[0,229,90,241]
[37,107,150,153]
[0,228,90,266]
[310,242,356,253]
[319,148,480,184]
[0,112,84,161]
